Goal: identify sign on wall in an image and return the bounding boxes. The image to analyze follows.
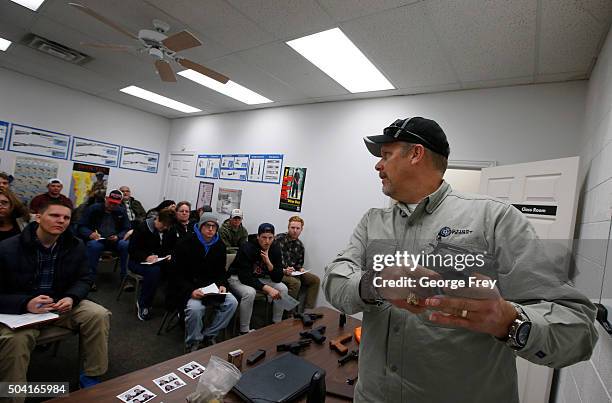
[0,121,8,150]
[196,181,214,210]
[8,124,70,159]
[120,146,160,173]
[195,154,221,179]
[12,156,59,204]
[279,166,307,212]
[220,154,249,181]
[217,188,242,215]
[71,137,120,167]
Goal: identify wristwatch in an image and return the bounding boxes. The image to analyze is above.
[506,303,532,351]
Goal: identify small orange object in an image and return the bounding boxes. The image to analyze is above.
[354,326,361,344]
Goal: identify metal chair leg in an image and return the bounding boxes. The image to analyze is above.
[116,275,128,301]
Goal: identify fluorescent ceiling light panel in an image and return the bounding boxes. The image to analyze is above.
[0,37,12,51]
[178,70,273,105]
[287,28,394,93]
[10,0,46,11]
[120,86,201,113]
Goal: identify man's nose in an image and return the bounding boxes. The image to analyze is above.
[375,159,383,171]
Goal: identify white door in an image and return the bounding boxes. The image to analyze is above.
[163,152,196,203]
[479,156,580,403]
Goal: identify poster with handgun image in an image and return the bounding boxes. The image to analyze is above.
[279,166,306,212]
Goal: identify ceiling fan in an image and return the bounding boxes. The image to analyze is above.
[68,2,229,84]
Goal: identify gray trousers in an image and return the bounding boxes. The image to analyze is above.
[228,275,289,332]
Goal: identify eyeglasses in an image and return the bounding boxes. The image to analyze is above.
[384,123,437,151]
[202,223,217,229]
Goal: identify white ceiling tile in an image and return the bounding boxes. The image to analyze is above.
[226,0,334,40]
[340,2,457,89]
[235,42,348,98]
[317,0,419,22]
[0,0,42,31]
[538,0,610,74]
[145,0,275,52]
[581,0,612,24]
[425,0,537,82]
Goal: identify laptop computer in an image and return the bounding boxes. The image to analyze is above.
[233,353,324,403]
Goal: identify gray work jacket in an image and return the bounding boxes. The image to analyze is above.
[323,181,597,403]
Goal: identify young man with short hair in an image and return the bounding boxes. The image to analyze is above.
[29,178,74,214]
[171,212,238,351]
[128,208,176,321]
[276,216,320,309]
[228,223,289,333]
[0,200,111,390]
[0,172,12,192]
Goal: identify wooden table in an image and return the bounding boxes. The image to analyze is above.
[48,307,360,402]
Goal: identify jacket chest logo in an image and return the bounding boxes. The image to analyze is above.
[437,226,473,240]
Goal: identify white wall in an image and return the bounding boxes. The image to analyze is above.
[169,81,587,310]
[0,67,170,210]
[557,20,612,403]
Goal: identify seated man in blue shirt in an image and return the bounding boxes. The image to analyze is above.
[78,189,130,290]
[0,199,111,389]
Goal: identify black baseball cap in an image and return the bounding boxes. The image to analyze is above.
[258,223,275,235]
[364,117,450,158]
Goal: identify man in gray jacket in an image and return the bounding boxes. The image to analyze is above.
[323,117,598,403]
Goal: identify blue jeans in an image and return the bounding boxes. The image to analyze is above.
[86,239,129,278]
[184,293,238,344]
[129,261,162,309]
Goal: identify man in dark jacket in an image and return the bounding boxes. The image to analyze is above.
[78,189,130,284]
[128,209,175,321]
[0,200,111,388]
[119,186,146,227]
[228,223,291,334]
[171,212,238,351]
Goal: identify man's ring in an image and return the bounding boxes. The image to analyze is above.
[406,293,419,306]
[461,309,468,318]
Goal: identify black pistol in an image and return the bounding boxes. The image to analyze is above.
[338,349,359,366]
[294,312,324,327]
[300,326,327,344]
[277,339,312,354]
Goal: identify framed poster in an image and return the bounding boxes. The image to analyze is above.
[11,156,59,204]
[8,124,70,159]
[69,163,110,206]
[220,154,248,181]
[0,121,9,150]
[248,154,283,183]
[279,167,307,212]
[119,146,160,173]
[195,154,221,179]
[196,181,214,210]
[217,188,242,215]
[71,137,120,167]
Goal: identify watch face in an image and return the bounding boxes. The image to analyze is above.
[517,322,532,346]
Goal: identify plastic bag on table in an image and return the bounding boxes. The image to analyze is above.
[186,355,242,403]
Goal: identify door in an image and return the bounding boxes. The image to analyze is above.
[163,152,196,203]
[479,156,580,403]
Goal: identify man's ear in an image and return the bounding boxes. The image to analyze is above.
[409,144,427,165]
[35,213,41,223]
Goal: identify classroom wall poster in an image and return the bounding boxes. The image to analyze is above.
[0,121,8,150]
[217,188,242,215]
[8,124,70,159]
[279,167,307,212]
[220,154,248,181]
[12,156,59,205]
[196,181,214,210]
[71,137,120,167]
[69,163,110,206]
[119,147,159,173]
[195,154,221,179]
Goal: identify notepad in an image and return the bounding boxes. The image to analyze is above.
[0,312,59,329]
[141,255,171,265]
[291,270,310,277]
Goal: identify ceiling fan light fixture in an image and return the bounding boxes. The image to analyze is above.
[120,85,201,113]
[178,69,272,105]
[286,28,394,93]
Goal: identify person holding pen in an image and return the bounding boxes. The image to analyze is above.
[128,208,176,321]
[77,189,130,291]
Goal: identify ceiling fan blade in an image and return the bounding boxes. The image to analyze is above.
[178,59,229,84]
[155,60,177,82]
[80,42,132,51]
[162,30,202,52]
[69,3,138,40]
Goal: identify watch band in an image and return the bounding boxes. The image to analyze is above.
[506,303,531,351]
